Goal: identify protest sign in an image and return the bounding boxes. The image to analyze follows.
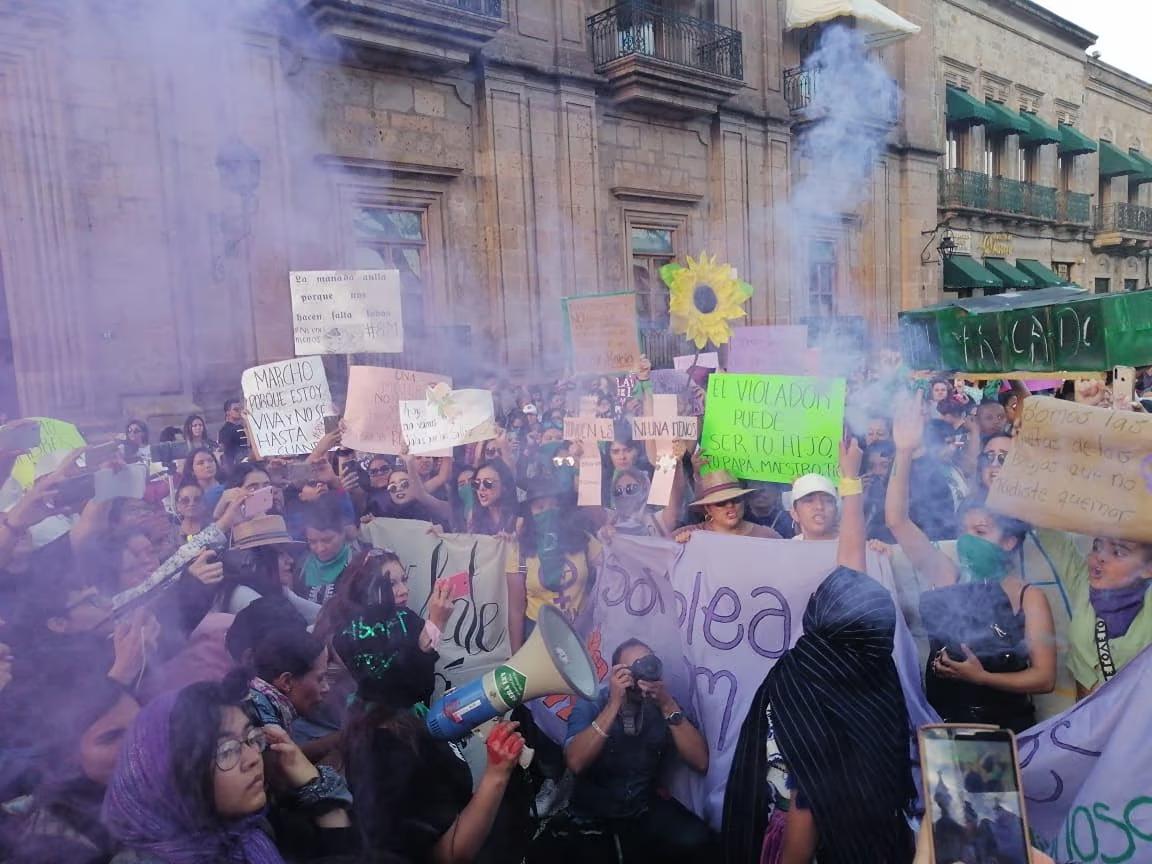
[399,388,496,455]
[726,325,809,375]
[530,533,934,830]
[563,417,614,442]
[563,292,642,375]
[630,415,698,441]
[10,418,85,489]
[1020,645,1152,860]
[651,368,705,416]
[699,373,846,483]
[290,270,403,355]
[241,356,332,457]
[674,352,719,370]
[341,366,451,454]
[361,519,511,699]
[987,397,1152,542]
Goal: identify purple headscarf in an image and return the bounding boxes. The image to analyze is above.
[102,689,285,864]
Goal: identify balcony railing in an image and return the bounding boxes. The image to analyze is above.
[939,169,1067,222]
[783,66,815,112]
[1095,202,1152,235]
[433,0,501,16]
[783,64,898,123]
[1057,191,1092,225]
[587,2,744,81]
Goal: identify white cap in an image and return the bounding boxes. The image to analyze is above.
[787,474,839,508]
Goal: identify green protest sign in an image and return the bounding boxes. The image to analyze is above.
[700,373,846,482]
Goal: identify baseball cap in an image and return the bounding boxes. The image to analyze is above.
[787,474,838,508]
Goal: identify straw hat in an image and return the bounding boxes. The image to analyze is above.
[229,515,304,551]
[690,470,753,507]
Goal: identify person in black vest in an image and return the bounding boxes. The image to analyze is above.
[218,398,249,470]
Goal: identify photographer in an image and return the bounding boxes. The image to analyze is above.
[558,638,710,862]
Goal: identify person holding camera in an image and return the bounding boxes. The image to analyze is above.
[552,638,711,862]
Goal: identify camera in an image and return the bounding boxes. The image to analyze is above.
[629,653,663,685]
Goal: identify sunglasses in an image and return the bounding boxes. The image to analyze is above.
[387,480,410,493]
[552,456,576,467]
[472,478,497,490]
[979,451,1008,466]
[613,483,640,497]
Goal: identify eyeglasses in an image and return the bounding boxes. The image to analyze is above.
[472,478,497,490]
[613,483,640,497]
[215,727,268,772]
[387,480,410,493]
[368,467,390,477]
[552,456,576,467]
[979,451,1008,466]
[484,448,499,458]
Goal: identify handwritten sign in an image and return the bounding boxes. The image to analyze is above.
[400,390,496,456]
[630,415,699,441]
[987,397,1152,541]
[290,270,403,354]
[10,418,85,488]
[563,292,642,375]
[699,374,846,483]
[341,366,450,455]
[644,394,681,506]
[241,356,332,457]
[564,417,614,442]
[726,325,809,375]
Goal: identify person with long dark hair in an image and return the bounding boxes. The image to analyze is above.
[463,459,518,537]
[123,420,151,464]
[182,415,216,452]
[179,448,223,499]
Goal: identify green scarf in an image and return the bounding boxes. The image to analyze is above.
[303,544,352,588]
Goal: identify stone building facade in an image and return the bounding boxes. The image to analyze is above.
[0,0,1146,426]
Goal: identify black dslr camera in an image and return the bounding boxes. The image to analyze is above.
[629,653,663,686]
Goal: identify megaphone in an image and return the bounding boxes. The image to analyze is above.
[427,604,598,739]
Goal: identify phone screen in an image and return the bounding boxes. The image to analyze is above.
[920,727,1029,864]
[241,486,274,519]
[444,571,470,601]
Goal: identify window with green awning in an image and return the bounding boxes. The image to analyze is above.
[1057,123,1097,157]
[1018,112,1061,147]
[1128,149,1152,185]
[983,100,1030,136]
[944,256,1003,291]
[983,258,1036,289]
[946,86,994,126]
[1014,259,1066,287]
[1099,140,1143,178]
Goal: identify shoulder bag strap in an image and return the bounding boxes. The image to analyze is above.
[1095,618,1117,682]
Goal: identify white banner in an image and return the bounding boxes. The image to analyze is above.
[361,519,510,697]
[290,269,403,355]
[241,356,332,456]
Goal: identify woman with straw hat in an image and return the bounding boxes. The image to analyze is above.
[674,470,782,542]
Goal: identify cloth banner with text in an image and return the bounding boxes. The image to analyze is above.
[1019,644,1152,861]
[362,519,511,698]
[988,397,1152,542]
[531,532,936,830]
[700,373,846,483]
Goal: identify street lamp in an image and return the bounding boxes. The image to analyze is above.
[937,229,958,261]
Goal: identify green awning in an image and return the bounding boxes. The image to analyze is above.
[946,86,995,126]
[983,258,1037,289]
[944,256,1003,291]
[1058,123,1098,157]
[1099,140,1143,178]
[1018,112,1062,147]
[984,100,1030,136]
[1128,149,1152,185]
[1015,259,1066,287]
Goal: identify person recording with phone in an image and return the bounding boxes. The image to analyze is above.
[547,638,711,863]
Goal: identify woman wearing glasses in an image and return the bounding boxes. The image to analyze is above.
[887,397,1056,732]
[103,675,355,864]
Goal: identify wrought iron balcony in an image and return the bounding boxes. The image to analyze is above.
[783,65,898,125]
[296,0,505,68]
[587,2,744,116]
[783,66,815,113]
[939,169,1062,222]
[1094,203,1152,249]
[1057,191,1092,226]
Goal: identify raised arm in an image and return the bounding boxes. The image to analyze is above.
[885,396,958,588]
[837,437,866,573]
[398,451,452,525]
[423,456,452,496]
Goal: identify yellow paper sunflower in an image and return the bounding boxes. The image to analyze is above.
[660,253,753,349]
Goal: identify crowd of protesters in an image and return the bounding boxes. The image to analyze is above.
[0,353,1146,864]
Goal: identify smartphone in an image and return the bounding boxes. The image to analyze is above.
[919,725,1030,864]
[0,423,40,452]
[84,440,121,467]
[240,486,274,519]
[54,472,97,511]
[151,441,189,463]
[444,571,470,601]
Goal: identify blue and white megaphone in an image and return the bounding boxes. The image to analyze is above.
[426,604,598,740]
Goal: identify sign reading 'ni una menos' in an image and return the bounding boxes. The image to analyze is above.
[290,270,403,355]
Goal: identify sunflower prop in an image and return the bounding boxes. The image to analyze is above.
[660,253,752,350]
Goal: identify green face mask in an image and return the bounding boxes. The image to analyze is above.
[458,482,475,514]
[957,533,1010,583]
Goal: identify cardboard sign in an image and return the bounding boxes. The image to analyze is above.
[564,417,614,442]
[563,293,642,375]
[645,394,680,506]
[399,389,496,455]
[290,270,403,355]
[699,373,846,483]
[987,397,1152,542]
[630,415,699,441]
[726,325,809,375]
[241,356,332,457]
[341,366,451,455]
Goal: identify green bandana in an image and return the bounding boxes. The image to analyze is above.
[303,544,352,588]
[957,534,1009,583]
